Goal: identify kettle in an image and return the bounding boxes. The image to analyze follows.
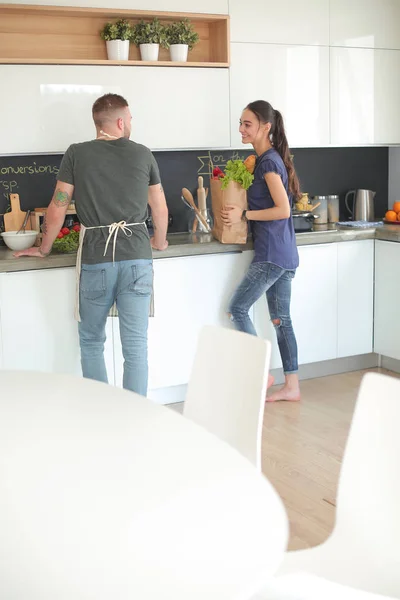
[345,189,376,221]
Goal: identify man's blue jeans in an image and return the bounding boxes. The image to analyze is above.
[229,261,298,375]
[78,259,153,396]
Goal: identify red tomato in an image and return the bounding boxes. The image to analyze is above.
[57,232,64,238]
[61,227,70,235]
[72,224,81,232]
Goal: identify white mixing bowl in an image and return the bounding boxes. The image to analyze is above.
[1,230,39,251]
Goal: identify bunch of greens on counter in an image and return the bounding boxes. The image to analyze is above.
[52,225,80,253]
[220,159,254,191]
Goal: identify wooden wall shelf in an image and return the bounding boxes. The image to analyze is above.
[0,4,230,67]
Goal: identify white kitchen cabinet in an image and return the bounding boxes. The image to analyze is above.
[330,47,400,145]
[230,0,329,46]
[230,43,330,148]
[124,68,230,149]
[0,268,114,381]
[3,0,228,12]
[0,66,124,154]
[254,243,338,369]
[330,0,400,50]
[374,240,400,360]
[113,251,254,392]
[337,240,374,358]
[290,243,338,365]
[0,65,230,154]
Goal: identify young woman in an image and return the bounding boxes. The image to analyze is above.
[221,100,301,402]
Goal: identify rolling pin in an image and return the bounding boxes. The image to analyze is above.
[197,176,207,220]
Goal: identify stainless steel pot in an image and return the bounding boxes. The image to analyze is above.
[292,211,319,233]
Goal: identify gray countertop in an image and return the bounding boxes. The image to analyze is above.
[375,223,400,242]
[0,225,397,274]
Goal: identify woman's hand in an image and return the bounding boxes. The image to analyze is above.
[221,205,243,225]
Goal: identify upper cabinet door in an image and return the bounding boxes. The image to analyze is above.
[125,67,230,149]
[2,0,228,12]
[0,65,130,154]
[330,0,400,49]
[330,47,400,145]
[230,43,330,148]
[230,0,329,45]
[0,65,230,154]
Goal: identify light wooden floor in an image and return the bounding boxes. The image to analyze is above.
[263,367,399,551]
[171,367,398,551]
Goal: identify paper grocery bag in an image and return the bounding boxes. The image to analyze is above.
[210,179,248,244]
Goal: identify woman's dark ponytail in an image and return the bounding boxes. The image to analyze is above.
[272,109,301,201]
[246,100,301,201]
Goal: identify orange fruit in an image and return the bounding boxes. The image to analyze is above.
[385,210,397,221]
[393,201,400,213]
[397,212,400,222]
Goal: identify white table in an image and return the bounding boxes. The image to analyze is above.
[251,573,399,599]
[0,371,288,600]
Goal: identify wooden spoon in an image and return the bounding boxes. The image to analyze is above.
[181,188,210,232]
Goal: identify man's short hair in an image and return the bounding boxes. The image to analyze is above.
[92,93,129,127]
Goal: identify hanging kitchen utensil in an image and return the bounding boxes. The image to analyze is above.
[4,194,32,232]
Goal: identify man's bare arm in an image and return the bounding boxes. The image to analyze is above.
[148,183,168,251]
[14,181,74,258]
[40,182,74,254]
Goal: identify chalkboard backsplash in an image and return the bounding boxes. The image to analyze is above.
[0,146,388,232]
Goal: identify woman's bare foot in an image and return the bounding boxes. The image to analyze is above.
[266,385,301,402]
[267,374,275,389]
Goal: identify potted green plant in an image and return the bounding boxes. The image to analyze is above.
[100,18,133,61]
[165,18,199,62]
[131,18,167,62]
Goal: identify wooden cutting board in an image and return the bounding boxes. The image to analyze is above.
[3,194,31,232]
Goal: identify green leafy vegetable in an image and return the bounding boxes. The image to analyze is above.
[100,19,133,42]
[221,160,254,190]
[52,230,80,253]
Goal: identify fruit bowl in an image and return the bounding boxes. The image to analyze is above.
[384,219,400,225]
[385,204,400,224]
[1,230,38,251]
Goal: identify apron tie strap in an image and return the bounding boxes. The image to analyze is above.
[104,221,133,263]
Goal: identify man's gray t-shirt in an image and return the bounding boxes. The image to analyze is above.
[57,138,161,264]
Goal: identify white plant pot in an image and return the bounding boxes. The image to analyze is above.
[139,43,160,61]
[106,40,130,61]
[169,44,189,62]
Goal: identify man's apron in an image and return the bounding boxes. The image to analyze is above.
[74,220,151,322]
